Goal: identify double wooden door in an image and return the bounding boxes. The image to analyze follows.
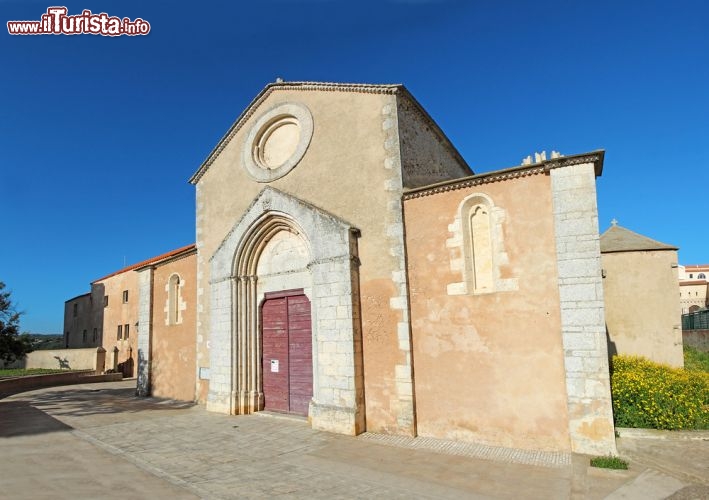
[261,290,313,416]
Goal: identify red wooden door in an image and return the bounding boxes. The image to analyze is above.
[261,290,312,416]
[262,297,289,412]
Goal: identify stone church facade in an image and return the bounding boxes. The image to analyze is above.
[71,81,620,456]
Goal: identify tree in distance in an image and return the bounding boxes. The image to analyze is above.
[0,281,33,364]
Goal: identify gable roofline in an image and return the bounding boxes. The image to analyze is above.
[188,80,470,184]
[600,225,678,254]
[92,244,196,283]
[403,150,604,200]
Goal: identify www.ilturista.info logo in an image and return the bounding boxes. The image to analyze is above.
[7,7,150,36]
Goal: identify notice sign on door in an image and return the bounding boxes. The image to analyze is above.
[270,359,279,373]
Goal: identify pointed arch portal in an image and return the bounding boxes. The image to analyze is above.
[207,187,365,435]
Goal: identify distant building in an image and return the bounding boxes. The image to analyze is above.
[678,264,709,313]
[63,292,96,348]
[600,223,683,367]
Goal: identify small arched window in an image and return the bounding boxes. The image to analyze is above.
[698,273,706,279]
[447,193,517,296]
[168,274,182,325]
[459,194,496,294]
[468,203,494,293]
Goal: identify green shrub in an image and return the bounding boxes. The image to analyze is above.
[590,455,628,470]
[611,355,709,430]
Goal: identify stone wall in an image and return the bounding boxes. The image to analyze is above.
[550,161,616,456]
[683,329,709,352]
[63,293,96,348]
[396,93,471,188]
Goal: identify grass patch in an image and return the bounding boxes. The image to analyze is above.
[590,455,629,470]
[684,345,709,373]
[0,368,73,378]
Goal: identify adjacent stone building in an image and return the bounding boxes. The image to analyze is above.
[65,245,195,379]
[63,292,96,348]
[67,81,625,456]
[600,223,684,367]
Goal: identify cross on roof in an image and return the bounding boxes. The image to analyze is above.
[611,218,618,226]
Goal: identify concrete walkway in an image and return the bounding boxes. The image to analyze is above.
[1,381,707,499]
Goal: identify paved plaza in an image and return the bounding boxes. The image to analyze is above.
[1,380,707,499]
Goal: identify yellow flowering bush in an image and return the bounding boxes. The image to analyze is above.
[611,355,709,430]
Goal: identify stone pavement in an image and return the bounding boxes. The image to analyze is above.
[1,380,707,499]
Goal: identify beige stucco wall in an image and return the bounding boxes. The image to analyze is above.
[404,172,572,452]
[194,87,467,433]
[95,270,139,376]
[195,90,395,425]
[150,253,197,401]
[602,250,683,367]
[22,348,103,371]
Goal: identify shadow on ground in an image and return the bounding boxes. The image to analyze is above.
[0,401,72,438]
[1,386,196,434]
[27,387,195,416]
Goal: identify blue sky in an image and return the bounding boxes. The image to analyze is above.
[1,0,707,333]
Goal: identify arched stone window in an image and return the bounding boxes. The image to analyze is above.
[699,273,706,279]
[168,274,182,325]
[465,200,494,293]
[447,193,518,296]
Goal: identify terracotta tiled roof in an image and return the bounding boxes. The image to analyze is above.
[684,264,709,271]
[680,280,708,286]
[92,244,196,283]
[600,225,677,253]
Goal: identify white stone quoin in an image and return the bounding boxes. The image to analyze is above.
[551,161,617,456]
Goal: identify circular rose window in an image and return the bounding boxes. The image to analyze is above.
[242,102,313,182]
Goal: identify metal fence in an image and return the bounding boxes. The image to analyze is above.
[682,309,709,330]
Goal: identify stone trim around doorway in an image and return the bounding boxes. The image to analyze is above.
[207,186,366,436]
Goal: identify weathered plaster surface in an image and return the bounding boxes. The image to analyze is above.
[150,252,198,401]
[405,172,572,452]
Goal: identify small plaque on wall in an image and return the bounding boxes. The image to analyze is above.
[199,367,210,380]
[270,359,279,373]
